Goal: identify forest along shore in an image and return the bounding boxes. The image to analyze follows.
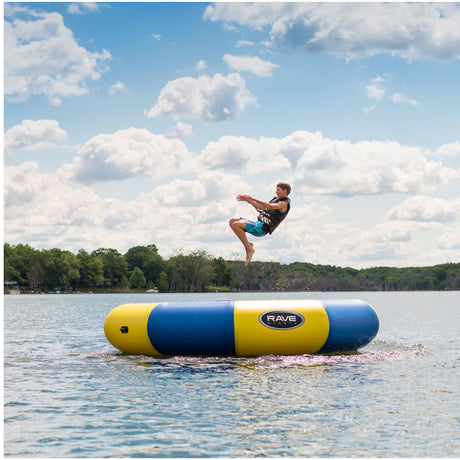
[4,243,460,294]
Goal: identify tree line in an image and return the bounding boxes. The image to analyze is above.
[4,243,460,293]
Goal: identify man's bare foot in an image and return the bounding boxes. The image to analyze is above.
[245,243,255,266]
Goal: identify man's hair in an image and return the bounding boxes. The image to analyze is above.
[277,182,291,195]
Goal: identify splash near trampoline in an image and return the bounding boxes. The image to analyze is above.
[104,299,379,357]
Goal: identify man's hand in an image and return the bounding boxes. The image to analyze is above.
[237,194,266,212]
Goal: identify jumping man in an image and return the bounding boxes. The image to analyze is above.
[229,182,291,266]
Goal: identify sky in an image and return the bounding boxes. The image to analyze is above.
[3,1,460,268]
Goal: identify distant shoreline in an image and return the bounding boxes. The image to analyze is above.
[5,243,460,293]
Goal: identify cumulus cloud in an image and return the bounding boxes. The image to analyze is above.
[4,162,53,206]
[386,196,460,223]
[435,141,460,157]
[147,171,247,208]
[4,162,250,256]
[223,54,279,77]
[4,163,138,251]
[204,3,460,62]
[437,227,460,249]
[4,8,111,105]
[5,119,67,151]
[60,127,197,183]
[145,73,257,121]
[203,3,286,31]
[167,122,193,139]
[199,135,291,176]
[337,220,437,264]
[199,130,459,196]
[289,132,459,196]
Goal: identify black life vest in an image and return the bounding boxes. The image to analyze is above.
[258,196,291,234]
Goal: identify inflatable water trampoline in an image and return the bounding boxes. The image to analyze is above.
[104,299,379,357]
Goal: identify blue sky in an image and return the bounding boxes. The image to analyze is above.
[4,2,460,267]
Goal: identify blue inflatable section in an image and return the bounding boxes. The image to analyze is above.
[319,300,379,352]
[147,301,236,356]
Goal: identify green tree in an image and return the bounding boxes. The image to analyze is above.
[213,257,231,287]
[4,244,22,285]
[27,251,46,291]
[168,250,215,292]
[4,243,38,286]
[156,270,169,292]
[60,251,80,291]
[77,249,104,288]
[42,248,69,290]
[93,248,127,279]
[119,275,130,289]
[129,267,146,288]
[124,245,165,284]
[125,245,159,270]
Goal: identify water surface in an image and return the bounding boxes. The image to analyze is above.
[4,291,459,457]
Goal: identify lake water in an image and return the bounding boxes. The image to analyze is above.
[3,291,459,457]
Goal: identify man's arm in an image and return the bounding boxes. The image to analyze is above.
[237,194,287,212]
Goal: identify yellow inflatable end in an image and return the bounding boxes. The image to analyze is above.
[104,303,163,356]
[234,300,329,356]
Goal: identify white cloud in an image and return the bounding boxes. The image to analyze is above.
[365,77,419,111]
[4,162,53,206]
[199,130,459,196]
[4,163,250,256]
[363,105,376,115]
[60,127,197,183]
[386,196,460,223]
[289,132,459,196]
[199,135,290,176]
[196,60,207,71]
[435,141,460,157]
[437,227,460,249]
[5,119,67,151]
[145,73,257,121]
[109,82,125,95]
[205,3,460,62]
[167,122,193,139]
[391,93,419,107]
[68,3,101,15]
[4,8,111,105]
[148,171,247,208]
[203,3,286,31]
[236,40,255,48]
[334,219,438,264]
[223,54,279,77]
[366,77,386,101]
[151,33,162,42]
[4,165,137,251]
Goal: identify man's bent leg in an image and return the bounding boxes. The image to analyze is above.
[229,219,256,266]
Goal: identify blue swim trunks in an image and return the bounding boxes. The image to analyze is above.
[241,218,266,237]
